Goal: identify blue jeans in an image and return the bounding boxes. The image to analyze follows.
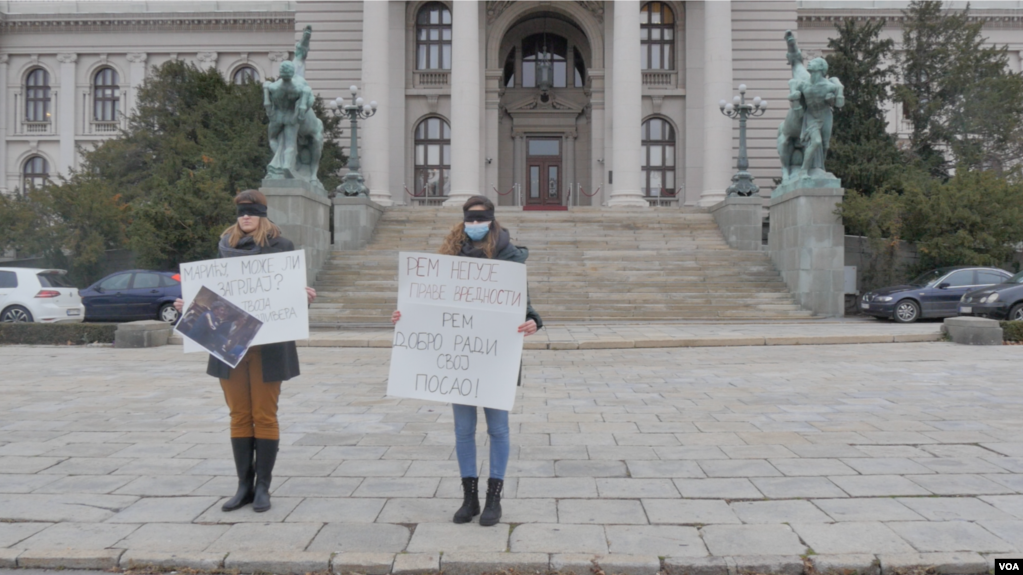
[452,403,510,480]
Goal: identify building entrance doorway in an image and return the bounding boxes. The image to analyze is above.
[526,138,562,208]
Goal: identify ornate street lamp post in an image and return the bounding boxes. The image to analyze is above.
[328,85,377,197]
[719,84,767,197]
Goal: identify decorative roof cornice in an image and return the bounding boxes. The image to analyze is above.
[798,8,1023,30]
[0,11,295,34]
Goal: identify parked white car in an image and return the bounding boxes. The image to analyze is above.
[0,268,85,323]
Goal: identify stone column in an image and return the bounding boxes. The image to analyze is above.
[361,0,393,206]
[565,134,575,206]
[608,0,647,208]
[588,70,605,206]
[56,53,77,175]
[444,1,481,207]
[698,0,734,207]
[0,55,8,193]
[126,53,148,115]
[514,134,525,206]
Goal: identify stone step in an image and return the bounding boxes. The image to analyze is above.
[309,206,809,325]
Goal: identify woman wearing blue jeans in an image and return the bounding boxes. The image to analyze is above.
[392,195,542,526]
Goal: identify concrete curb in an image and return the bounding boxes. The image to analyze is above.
[811,554,880,575]
[443,551,550,575]
[5,550,998,574]
[287,333,944,350]
[225,550,331,574]
[120,550,226,571]
[17,548,124,570]
[0,549,21,568]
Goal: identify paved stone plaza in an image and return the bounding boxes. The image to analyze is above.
[1,338,1022,574]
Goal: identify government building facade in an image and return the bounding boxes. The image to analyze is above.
[2,0,1022,208]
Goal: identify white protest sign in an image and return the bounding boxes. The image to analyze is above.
[179,250,309,352]
[387,251,527,411]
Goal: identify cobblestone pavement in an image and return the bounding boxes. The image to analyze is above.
[1,340,1021,574]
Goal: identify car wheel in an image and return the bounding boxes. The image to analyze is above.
[1010,303,1023,322]
[894,300,920,323]
[158,303,181,324]
[1,305,34,323]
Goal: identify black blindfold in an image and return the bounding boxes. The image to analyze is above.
[464,209,494,223]
[237,203,268,218]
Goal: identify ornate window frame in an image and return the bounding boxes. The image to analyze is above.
[24,67,52,126]
[21,154,51,194]
[412,115,452,199]
[415,2,453,71]
[641,116,678,199]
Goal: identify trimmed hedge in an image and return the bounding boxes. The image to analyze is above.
[1001,320,1023,343]
[0,323,117,345]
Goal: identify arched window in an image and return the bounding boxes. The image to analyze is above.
[23,156,49,192]
[522,33,567,89]
[25,68,51,123]
[642,118,676,197]
[93,68,120,122]
[233,66,260,85]
[414,117,451,197]
[503,48,516,88]
[641,2,675,70]
[416,2,452,70]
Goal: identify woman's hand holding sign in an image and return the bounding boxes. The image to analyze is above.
[518,319,538,336]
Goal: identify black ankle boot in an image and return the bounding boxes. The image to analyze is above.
[479,478,503,526]
[252,438,279,513]
[452,477,480,523]
[222,437,255,512]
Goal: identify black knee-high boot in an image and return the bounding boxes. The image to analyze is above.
[453,477,480,523]
[479,478,503,527]
[253,438,279,513]
[222,437,255,512]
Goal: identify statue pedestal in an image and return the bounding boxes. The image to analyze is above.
[262,183,331,286]
[709,195,763,251]
[333,196,384,251]
[768,187,846,317]
[773,172,842,198]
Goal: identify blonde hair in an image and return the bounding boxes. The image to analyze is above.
[221,189,282,247]
[438,195,501,258]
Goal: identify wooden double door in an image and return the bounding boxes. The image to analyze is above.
[526,138,562,207]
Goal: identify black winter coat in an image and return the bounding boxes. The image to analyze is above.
[206,236,302,382]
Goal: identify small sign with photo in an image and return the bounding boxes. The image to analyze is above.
[175,286,263,369]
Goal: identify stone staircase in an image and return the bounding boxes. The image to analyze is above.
[309,206,814,327]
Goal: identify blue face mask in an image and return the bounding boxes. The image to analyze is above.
[465,222,490,241]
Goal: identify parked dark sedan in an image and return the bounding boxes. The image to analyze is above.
[860,266,1012,323]
[958,270,1023,321]
[81,270,181,323]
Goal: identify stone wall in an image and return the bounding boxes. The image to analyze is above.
[262,183,331,286]
[709,195,763,251]
[333,196,384,251]
[768,188,845,317]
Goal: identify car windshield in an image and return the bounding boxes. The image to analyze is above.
[37,272,72,288]
[908,269,944,287]
[1009,271,1023,284]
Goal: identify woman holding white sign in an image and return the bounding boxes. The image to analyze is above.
[392,195,542,527]
[175,190,316,513]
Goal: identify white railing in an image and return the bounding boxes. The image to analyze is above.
[15,90,58,136]
[23,122,51,134]
[642,70,676,88]
[410,196,447,206]
[645,186,684,207]
[414,70,451,88]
